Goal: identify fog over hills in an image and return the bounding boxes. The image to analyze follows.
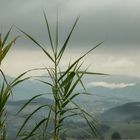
[2,74,140,118]
[6,97,140,139]
[98,102,140,122]
[3,73,140,139]
[1,74,140,113]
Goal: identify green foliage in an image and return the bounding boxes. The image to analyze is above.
[0,28,18,139]
[0,28,18,65]
[16,12,105,140]
[0,29,36,139]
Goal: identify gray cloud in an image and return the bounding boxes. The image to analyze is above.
[0,0,140,50]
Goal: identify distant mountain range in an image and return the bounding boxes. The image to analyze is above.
[8,97,140,123]
[7,97,53,106]
[6,97,140,139]
[1,74,140,114]
[1,74,140,116]
[98,102,140,122]
[1,73,140,139]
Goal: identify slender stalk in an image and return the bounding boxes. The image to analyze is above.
[54,51,58,140]
[54,17,59,138]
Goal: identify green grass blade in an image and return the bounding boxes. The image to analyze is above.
[16,104,51,137]
[11,68,46,86]
[78,71,109,75]
[43,11,55,54]
[58,41,104,82]
[62,93,80,108]
[22,118,48,140]
[72,101,99,137]
[0,37,18,63]
[0,82,5,100]
[2,26,13,48]
[0,70,10,89]
[11,77,30,87]
[72,101,99,123]
[59,112,81,124]
[17,94,43,114]
[55,12,58,55]
[64,72,84,100]
[60,107,78,116]
[60,72,75,88]
[57,16,79,64]
[77,73,86,91]
[82,113,98,137]
[17,28,54,62]
[43,105,52,139]
[34,79,53,87]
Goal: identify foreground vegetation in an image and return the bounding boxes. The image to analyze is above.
[0,13,106,140]
[16,13,105,140]
[0,28,30,139]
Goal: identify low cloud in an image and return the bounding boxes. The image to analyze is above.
[89,82,135,89]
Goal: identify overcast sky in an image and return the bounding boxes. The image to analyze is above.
[1,0,140,48]
[0,0,140,77]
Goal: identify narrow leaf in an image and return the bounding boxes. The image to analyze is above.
[43,11,55,54]
[17,28,54,62]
